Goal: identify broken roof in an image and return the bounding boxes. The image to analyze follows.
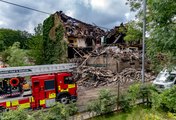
[56,11,105,32]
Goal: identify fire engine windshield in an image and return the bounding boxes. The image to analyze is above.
[64,76,75,84]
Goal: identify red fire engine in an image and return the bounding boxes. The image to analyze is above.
[0,63,77,111]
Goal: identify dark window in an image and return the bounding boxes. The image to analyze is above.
[44,80,55,90]
[33,81,39,87]
[64,77,74,84]
[166,74,176,82]
[0,81,2,87]
[174,80,176,84]
[69,40,74,43]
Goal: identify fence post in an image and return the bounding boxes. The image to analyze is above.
[117,80,120,110]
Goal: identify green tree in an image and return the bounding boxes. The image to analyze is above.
[34,23,43,36]
[147,0,176,68]
[126,0,143,12]
[126,0,176,68]
[27,35,44,65]
[2,42,31,66]
[0,29,31,51]
[27,24,44,65]
[124,21,143,43]
[19,30,32,49]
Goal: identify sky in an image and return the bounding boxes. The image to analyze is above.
[0,0,135,33]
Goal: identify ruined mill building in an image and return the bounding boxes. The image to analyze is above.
[51,11,127,58]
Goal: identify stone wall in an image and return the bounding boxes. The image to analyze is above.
[86,55,142,73]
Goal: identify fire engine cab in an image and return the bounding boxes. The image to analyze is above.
[0,63,77,111]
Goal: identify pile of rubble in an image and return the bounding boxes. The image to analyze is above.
[91,46,141,61]
[75,66,155,88]
[71,41,153,88]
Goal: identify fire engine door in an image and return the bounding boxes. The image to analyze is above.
[60,77,68,92]
[32,80,45,108]
[31,75,55,108]
[61,76,75,92]
[33,80,45,100]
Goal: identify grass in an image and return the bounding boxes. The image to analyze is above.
[91,107,176,120]
[91,112,128,120]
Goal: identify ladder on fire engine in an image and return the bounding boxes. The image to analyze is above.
[0,63,77,79]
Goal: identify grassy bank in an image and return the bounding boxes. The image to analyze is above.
[91,107,176,120]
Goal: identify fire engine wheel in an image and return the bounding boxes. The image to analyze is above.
[59,95,69,104]
[0,106,5,113]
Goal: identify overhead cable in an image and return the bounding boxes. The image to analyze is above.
[0,0,51,15]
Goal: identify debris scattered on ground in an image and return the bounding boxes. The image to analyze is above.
[70,41,153,89]
[75,66,155,88]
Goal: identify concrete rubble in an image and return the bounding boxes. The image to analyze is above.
[75,66,155,88]
[74,46,154,89]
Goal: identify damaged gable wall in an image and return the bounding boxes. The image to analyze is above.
[47,11,106,58]
[43,14,67,64]
[55,11,105,48]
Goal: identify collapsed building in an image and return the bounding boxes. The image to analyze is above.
[51,11,133,59]
[53,11,105,58]
[105,23,142,49]
[37,11,153,90]
[105,23,127,45]
[48,11,147,75]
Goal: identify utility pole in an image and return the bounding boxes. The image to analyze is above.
[142,0,146,84]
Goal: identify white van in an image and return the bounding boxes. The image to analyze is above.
[153,69,176,90]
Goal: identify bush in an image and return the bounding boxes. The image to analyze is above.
[120,83,176,113]
[143,85,176,112]
[87,89,117,115]
[118,83,158,112]
[118,93,132,112]
[128,83,141,105]
[0,102,77,120]
[150,89,162,110]
[37,102,78,120]
[0,108,33,120]
[66,102,78,115]
[118,83,141,112]
[161,86,176,112]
